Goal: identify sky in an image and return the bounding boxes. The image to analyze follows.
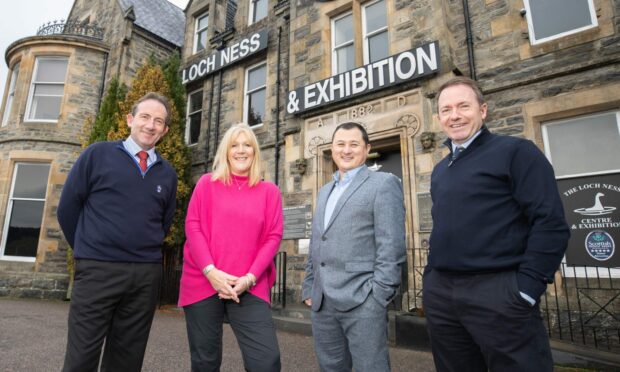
[0,0,189,96]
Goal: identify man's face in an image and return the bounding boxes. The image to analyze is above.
[331,128,370,175]
[437,84,487,145]
[127,99,169,150]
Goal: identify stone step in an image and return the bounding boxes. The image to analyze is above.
[272,313,313,336]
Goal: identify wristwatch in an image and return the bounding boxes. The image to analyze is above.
[203,264,215,276]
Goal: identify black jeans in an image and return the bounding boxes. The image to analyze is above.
[423,269,553,372]
[184,293,281,372]
[62,259,162,372]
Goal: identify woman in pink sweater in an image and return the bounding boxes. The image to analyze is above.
[179,123,283,371]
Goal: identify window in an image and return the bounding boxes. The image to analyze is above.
[1,163,50,261]
[186,89,203,145]
[25,57,68,122]
[542,111,620,179]
[523,0,597,45]
[2,62,19,126]
[331,0,389,75]
[244,62,266,128]
[193,12,209,53]
[362,0,388,64]
[332,12,355,74]
[249,0,268,25]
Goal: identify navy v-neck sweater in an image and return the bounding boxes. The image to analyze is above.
[58,141,177,263]
[429,127,570,299]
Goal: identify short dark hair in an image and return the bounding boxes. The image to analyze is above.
[436,77,485,109]
[332,122,370,145]
[131,92,171,126]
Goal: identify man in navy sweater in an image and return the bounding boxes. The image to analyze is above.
[58,92,177,372]
[423,77,569,372]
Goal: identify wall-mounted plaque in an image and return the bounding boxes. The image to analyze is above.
[417,192,433,232]
[283,205,313,240]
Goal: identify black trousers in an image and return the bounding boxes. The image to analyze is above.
[184,293,281,372]
[423,269,553,372]
[62,259,162,372]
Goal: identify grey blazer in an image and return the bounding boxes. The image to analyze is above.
[302,166,406,312]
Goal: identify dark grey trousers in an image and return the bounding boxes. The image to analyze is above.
[62,259,162,372]
[184,293,281,372]
[311,294,390,372]
[423,269,553,372]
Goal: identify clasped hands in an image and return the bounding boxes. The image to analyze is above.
[205,268,255,303]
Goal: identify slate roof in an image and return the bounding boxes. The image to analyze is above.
[118,0,185,47]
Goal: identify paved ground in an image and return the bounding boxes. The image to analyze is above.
[0,297,435,371]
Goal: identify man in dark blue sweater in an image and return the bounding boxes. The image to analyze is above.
[423,77,569,372]
[58,92,177,372]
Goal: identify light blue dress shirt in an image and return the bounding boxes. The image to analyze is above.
[123,137,157,171]
[323,165,364,230]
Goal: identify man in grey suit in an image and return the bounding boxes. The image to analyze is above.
[302,122,406,372]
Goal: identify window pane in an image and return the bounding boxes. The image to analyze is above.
[36,59,68,82]
[529,0,594,40]
[189,112,201,144]
[3,200,44,257]
[13,163,50,199]
[334,14,354,46]
[248,65,266,91]
[30,95,63,120]
[2,96,13,126]
[197,14,208,30]
[336,45,355,73]
[196,30,208,52]
[545,112,620,177]
[248,89,266,126]
[368,31,389,63]
[253,0,268,23]
[189,90,203,112]
[365,0,387,33]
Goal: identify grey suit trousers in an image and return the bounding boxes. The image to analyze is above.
[311,294,390,372]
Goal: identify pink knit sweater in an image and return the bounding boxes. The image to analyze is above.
[178,173,283,307]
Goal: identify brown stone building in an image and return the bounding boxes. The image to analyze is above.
[0,0,184,299]
[277,0,619,352]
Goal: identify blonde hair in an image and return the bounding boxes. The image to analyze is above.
[211,123,262,186]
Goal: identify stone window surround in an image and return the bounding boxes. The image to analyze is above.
[2,62,20,127]
[193,10,209,54]
[516,0,614,60]
[243,60,267,129]
[329,0,390,76]
[24,56,69,124]
[522,0,597,45]
[185,88,203,146]
[0,161,51,263]
[523,84,620,156]
[249,0,268,26]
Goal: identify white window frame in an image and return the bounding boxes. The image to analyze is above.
[0,162,51,262]
[185,88,203,146]
[193,11,209,53]
[24,57,68,123]
[523,0,598,45]
[2,62,20,127]
[541,110,620,279]
[362,0,388,65]
[249,0,268,25]
[331,11,355,75]
[243,61,267,129]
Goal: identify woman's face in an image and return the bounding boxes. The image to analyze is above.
[228,132,255,176]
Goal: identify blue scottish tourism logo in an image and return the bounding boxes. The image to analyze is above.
[585,230,615,261]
